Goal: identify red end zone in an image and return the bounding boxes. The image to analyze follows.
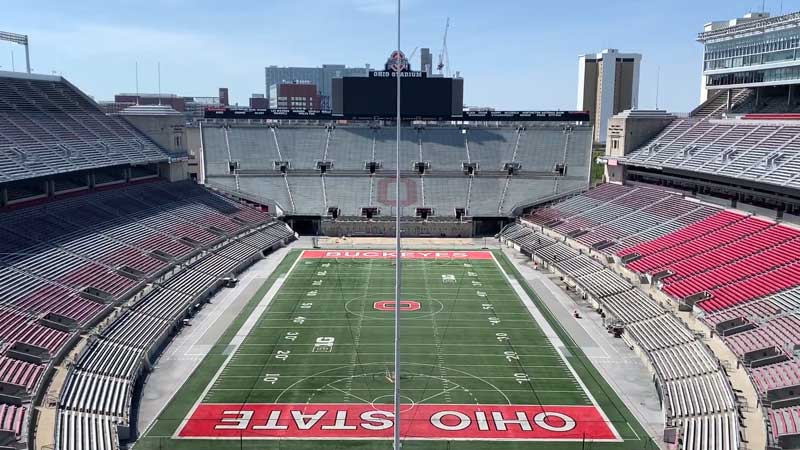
[302,250,493,260]
[178,403,620,441]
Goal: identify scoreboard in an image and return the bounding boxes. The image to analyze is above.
[331,71,463,119]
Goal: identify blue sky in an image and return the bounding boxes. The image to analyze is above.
[1,0,798,112]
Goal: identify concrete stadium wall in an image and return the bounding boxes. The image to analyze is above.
[321,219,473,237]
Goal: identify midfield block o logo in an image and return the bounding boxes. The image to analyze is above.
[374,300,421,311]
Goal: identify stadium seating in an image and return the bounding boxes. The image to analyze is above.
[0,179,294,449]
[0,73,170,183]
[703,286,800,328]
[515,184,800,450]
[621,117,800,191]
[501,223,741,450]
[202,123,592,218]
[0,404,26,441]
[724,315,800,357]
[676,412,741,450]
[617,210,800,312]
[215,172,586,217]
[770,406,800,447]
[56,218,293,450]
[750,357,800,401]
[523,184,719,254]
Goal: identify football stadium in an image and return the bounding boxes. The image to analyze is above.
[3,3,800,450]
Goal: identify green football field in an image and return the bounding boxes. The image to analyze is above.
[136,249,657,450]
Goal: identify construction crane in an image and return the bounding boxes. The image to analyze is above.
[408,47,419,69]
[437,18,450,76]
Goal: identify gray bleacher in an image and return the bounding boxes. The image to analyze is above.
[504,178,586,214]
[324,176,376,215]
[423,176,469,213]
[287,176,325,214]
[202,123,592,218]
[466,176,505,214]
[55,220,294,450]
[465,128,517,169]
[199,125,231,176]
[226,126,280,171]
[622,118,800,191]
[235,176,293,212]
[422,128,467,168]
[326,127,375,169]
[275,127,327,169]
[372,127,420,170]
[501,223,741,450]
[514,127,590,174]
[0,72,170,183]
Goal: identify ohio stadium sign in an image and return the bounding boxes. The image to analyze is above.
[178,403,621,441]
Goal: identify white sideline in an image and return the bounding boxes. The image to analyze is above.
[490,252,624,442]
[172,253,302,439]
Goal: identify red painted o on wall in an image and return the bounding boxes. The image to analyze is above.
[374,300,421,311]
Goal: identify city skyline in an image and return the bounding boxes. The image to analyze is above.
[2,0,798,112]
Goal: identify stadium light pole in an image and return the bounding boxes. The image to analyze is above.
[393,0,402,449]
[0,31,30,73]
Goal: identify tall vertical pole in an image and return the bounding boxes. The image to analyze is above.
[393,0,402,449]
[655,65,660,110]
[135,62,140,105]
[157,62,162,106]
[24,41,30,74]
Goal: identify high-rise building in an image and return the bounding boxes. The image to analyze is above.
[577,49,641,144]
[264,64,370,110]
[218,87,229,106]
[697,11,799,102]
[421,48,433,76]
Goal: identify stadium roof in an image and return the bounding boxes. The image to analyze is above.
[698,10,800,42]
[119,104,182,116]
[0,69,62,83]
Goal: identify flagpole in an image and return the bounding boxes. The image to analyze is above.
[393,0,402,448]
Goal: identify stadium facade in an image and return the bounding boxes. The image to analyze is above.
[604,10,800,223]
[698,11,798,99]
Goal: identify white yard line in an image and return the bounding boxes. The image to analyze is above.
[228,363,567,368]
[257,325,548,330]
[343,259,369,397]
[201,388,587,393]
[327,384,371,404]
[230,352,562,357]
[236,342,557,347]
[490,252,623,442]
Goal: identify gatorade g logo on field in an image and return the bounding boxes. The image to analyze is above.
[374,300,421,311]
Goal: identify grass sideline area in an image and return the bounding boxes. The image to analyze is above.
[135,249,658,450]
